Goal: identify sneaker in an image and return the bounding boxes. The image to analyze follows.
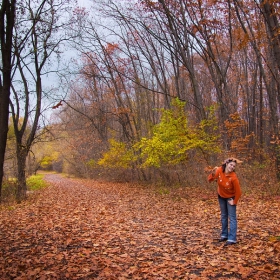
[218,238,227,242]
[224,241,236,246]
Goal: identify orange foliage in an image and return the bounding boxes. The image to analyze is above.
[52,100,63,109]
[232,28,250,50]
[224,112,253,159]
[105,43,119,55]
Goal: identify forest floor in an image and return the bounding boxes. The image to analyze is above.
[0,174,280,280]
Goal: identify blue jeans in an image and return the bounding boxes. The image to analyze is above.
[218,195,237,243]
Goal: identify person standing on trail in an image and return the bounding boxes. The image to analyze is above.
[208,158,242,246]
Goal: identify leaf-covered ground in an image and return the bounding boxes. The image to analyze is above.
[0,174,279,279]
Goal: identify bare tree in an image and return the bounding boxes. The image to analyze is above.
[10,0,75,202]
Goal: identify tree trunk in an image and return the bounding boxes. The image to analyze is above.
[0,84,10,202]
[261,0,280,179]
[259,70,264,162]
[261,0,280,74]
[0,0,16,201]
[16,147,28,202]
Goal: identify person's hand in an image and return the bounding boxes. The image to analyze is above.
[228,199,234,206]
[211,166,218,176]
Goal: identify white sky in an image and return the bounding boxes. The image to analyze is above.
[77,0,91,8]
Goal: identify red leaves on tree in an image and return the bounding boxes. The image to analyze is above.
[105,43,119,56]
[52,100,63,109]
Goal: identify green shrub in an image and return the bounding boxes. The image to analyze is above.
[26,174,47,191]
[135,99,221,167]
[98,99,221,169]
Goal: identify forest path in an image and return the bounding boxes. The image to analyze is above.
[0,173,279,279]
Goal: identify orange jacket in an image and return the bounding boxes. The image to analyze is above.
[208,166,241,205]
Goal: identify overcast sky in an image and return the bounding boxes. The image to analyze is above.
[77,0,91,8]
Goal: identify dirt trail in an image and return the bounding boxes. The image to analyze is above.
[0,174,279,279]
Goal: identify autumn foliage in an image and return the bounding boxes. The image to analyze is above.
[35,0,279,190]
[3,0,280,202]
[2,0,280,277]
[98,99,220,169]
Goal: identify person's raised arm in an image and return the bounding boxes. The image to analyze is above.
[208,166,219,182]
